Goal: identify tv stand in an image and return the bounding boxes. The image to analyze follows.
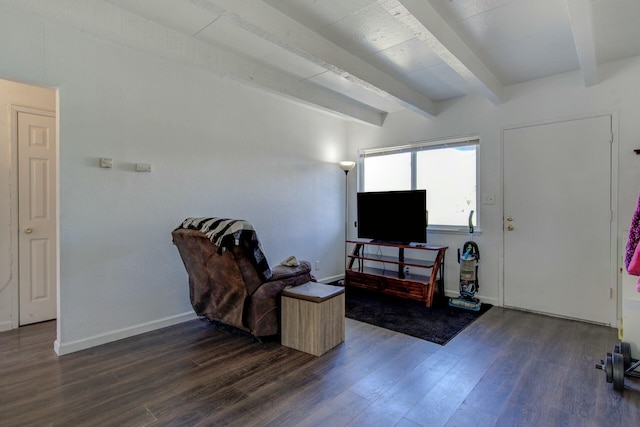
[345,239,448,308]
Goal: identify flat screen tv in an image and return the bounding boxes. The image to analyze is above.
[357,190,427,244]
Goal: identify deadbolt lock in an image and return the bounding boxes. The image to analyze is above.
[507,224,514,231]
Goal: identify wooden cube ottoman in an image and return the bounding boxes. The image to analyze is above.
[281,282,345,356]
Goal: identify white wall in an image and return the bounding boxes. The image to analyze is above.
[5,0,640,353]
[348,56,640,314]
[0,4,349,353]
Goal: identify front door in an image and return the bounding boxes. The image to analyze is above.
[18,111,57,325]
[503,115,614,325]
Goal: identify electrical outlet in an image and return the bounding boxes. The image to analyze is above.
[99,157,112,168]
[315,261,320,270]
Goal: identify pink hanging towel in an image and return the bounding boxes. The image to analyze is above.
[626,192,640,292]
[629,243,640,276]
[626,192,640,270]
[632,244,640,292]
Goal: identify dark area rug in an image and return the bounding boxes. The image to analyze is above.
[344,286,492,345]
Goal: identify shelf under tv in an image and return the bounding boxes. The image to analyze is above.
[345,239,448,308]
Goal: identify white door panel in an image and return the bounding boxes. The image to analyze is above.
[503,116,613,324]
[18,111,57,325]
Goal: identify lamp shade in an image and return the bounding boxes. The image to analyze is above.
[338,160,356,172]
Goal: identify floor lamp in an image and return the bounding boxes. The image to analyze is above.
[339,161,356,280]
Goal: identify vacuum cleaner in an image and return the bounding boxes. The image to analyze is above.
[449,211,482,311]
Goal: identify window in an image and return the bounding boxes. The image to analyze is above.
[359,137,478,229]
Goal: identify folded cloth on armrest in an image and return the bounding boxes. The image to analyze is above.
[280,255,300,267]
[176,217,272,281]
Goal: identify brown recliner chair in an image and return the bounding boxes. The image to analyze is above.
[172,226,313,337]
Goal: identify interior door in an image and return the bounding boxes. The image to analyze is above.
[18,111,57,325]
[503,115,614,325]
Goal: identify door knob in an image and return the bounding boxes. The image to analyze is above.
[24,227,33,234]
[507,224,514,231]
[506,216,513,221]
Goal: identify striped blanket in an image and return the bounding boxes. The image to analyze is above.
[177,217,272,281]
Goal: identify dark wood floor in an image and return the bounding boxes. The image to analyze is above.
[1,307,638,426]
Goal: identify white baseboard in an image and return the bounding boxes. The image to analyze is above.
[319,276,501,306]
[0,320,13,333]
[317,274,344,284]
[54,311,198,356]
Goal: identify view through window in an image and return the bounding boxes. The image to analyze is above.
[360,138,478,228]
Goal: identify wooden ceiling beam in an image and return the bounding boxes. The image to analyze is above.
[566,0,598,87]
[378,0,504,104]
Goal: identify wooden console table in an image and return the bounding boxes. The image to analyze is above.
[345,239,448,308]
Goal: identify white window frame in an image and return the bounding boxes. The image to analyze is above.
[357,135,480,233]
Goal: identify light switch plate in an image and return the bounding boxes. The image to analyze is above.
[135,163,151,172]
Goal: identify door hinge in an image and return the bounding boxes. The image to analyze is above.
[610,132,614,144]
[610,288,613,299]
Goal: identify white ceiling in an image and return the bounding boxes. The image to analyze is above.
[97,0,640,125]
